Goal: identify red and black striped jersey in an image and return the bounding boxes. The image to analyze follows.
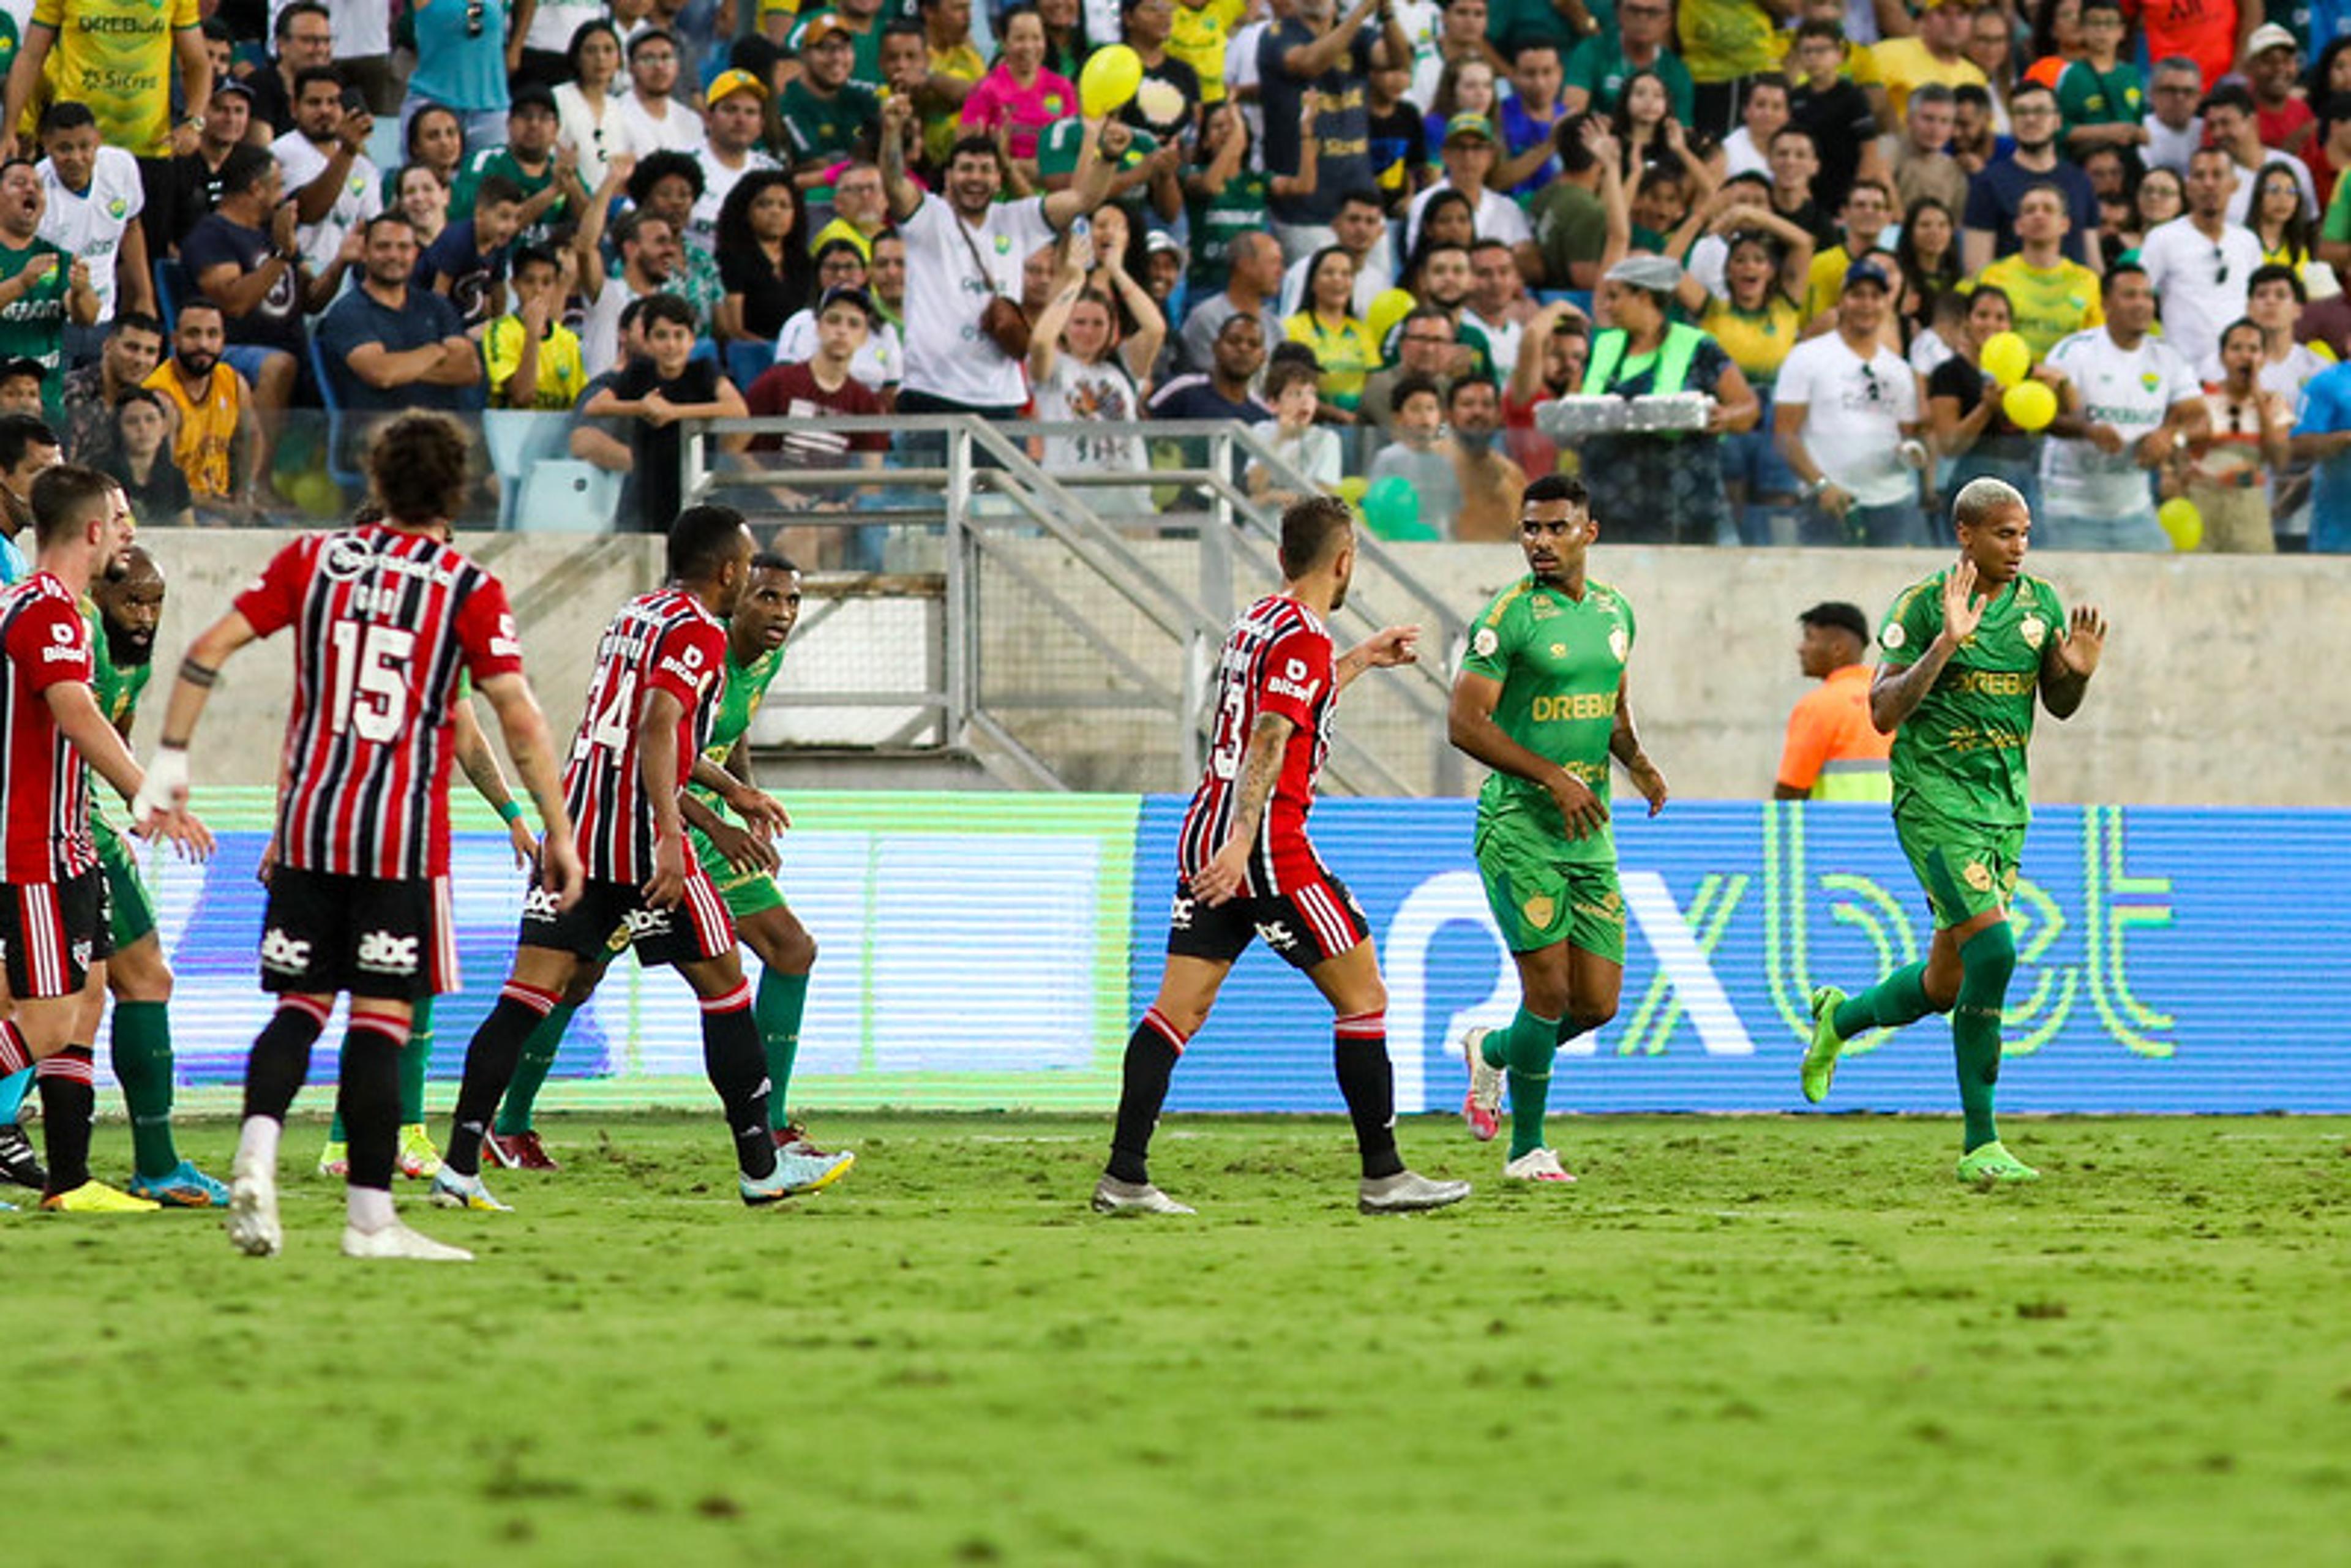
[563,588,726,883]
[1177,593,1337,895]
[0,571,96,882]
[235,525,523,880]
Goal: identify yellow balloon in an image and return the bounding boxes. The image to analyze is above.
[1078,45,1144,118]
[2001,378,2057,432]
[1335,475,1368,508]
[2158,496,2203,551]
[1981,331,2033,389]
[1365,287,1419,348]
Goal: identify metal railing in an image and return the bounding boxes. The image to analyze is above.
[680,415,1471,796]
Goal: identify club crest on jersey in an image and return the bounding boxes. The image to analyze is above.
[1523,894,1556,928]
[1472,626,1499,659]
[356,930,420,975]
[260,927,313,972]
[2019,615,2046,650]
[1963,861,1994,892]
[1882,622,1908,651]
[319,536,374,581]
[1608,628,1629,663]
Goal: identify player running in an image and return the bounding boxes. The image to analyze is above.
[1095,495,1472,1217]
[138,414,583,1261]
[83,546,234,1206]
[476,553,852,1192]
[433,505,814,1212]
[1447,474,1670,1184]
[0,467,204,1212]
[1798,476,2107,1183]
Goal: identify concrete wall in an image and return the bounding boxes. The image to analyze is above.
[138,529,2344,807]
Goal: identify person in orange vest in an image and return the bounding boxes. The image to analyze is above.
[1772,599,1891,800]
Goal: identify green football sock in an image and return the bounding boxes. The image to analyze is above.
[495,1002,578,1136]
[1503,1006,1561,1161]
[1831,961,1937,1039]
[756,969,810,1132]
[400,997,435,1125]
[110,1000,179,1179]
[1954,923,2017,1153]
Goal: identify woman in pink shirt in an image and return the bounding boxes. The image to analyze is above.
[958,9,1078,178]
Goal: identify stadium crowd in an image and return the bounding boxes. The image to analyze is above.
[4,0,2351,552]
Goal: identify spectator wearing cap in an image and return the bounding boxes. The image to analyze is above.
[159,78,253,249]
[1562,0,1694,121]
[782,15,884,179]
[1774,602,1891,802]
[399,0,515,154]
[453,80,587,249]
[35,101,153,366]
[272,67,385,277]
[1870,0,1984,122]
[2244,24,2313,152]
[774,241,903,394]
[1404,114,1538,276]
[958,9,1079,184]
[1558,253,1757,546]
[241,1,334,145]
[694,69,784,252]
[1961,80,2101,276]
[1179,230,1286,380]
[615,29,708,158]
[1258,0,1410,261]
[2202,83,2320,226]
[1774,258,1930,546]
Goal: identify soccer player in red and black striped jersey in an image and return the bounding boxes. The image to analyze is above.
[139,414,583,1263]
[0,465,206,1213]
[1095,496,1474,1217]
[436,503,801,1210]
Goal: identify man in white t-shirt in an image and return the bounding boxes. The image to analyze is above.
[2138,146,2262,370]
[2039,263,2206,552]
[1773,259,1930,546]
[877,94,1118,418]
[35,101,149,362]
[269,66,384,278]
[613,28,707,158]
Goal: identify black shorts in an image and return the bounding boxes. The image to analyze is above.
[260,868,454,1001]
[517,869,735,969]
[0,869,113,1000]
[1163,861,1371,972]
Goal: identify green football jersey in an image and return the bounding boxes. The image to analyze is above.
[0,237,71,415]
[686,639,785,820]
[84,598,149,732]
[1461,574,1635,864]
[1878,568,2066,831]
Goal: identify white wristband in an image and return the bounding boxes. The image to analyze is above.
[130,745,189,824]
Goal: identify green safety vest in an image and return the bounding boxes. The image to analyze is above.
[1810,757,1892,803]
[1583,321,1707,399]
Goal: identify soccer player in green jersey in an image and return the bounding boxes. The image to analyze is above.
[1448,473,1670,1184]
[481,554,853,1194]
[1799,477,2107,1184]
[83,546,232,1206]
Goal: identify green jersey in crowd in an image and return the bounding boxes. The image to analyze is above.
[1877,567,2067,833]
[1460,574,1635,866]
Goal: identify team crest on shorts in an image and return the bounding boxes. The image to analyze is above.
[1523,894,1556,928]
[1964,861,1994,892]
[2019,615,2045,650]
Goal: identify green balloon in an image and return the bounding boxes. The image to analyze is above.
[1362,475,1431,539]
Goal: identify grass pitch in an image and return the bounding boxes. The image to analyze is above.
[15,1112,2351,1567]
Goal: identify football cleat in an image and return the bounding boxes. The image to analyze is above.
[128,1160,231,1208]
[0,1122,47,1189]
[1357,1169,1472,1215]
[1800,986,1848,1105]
[429,1168,512,1212]
[227,1149,282,1256]
[40,1180,160,1214]
[482,1128,559,1171]
[341,1221,473,1262]
[1090,1175,1196,1215]
[1955,1141,2041,1185]
[1461,1026,1504,1142]
[396,1124,444,1180]
[317,1140,348,1179]
[773,1121,837,1159]
[1501,1146,1577,1184]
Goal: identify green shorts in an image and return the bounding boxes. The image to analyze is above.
[94,816,157,948]
[1897,814,2023,930]
[1474,820,1625,962]
[688,822,788,922]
